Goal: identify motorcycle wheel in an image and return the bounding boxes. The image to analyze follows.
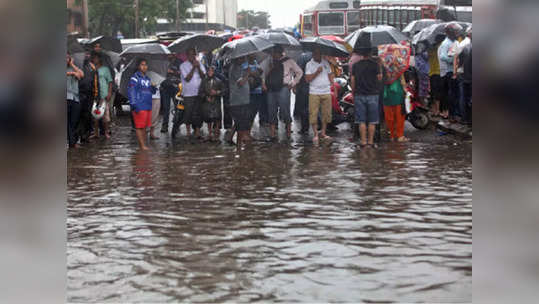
[410,111,430,130]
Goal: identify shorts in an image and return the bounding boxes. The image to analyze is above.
[430,75,442,100]
[309,94,332,125]
[132,110,152,129]
[354,95,379,124]
[230,104,251,132]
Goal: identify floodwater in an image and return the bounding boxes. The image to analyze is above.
[67,117,472,303]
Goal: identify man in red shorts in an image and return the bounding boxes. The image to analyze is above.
[128,59,157,150]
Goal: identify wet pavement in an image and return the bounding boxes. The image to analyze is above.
[67,114,472,303]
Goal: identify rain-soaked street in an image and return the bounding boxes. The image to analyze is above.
[67,115,472,303]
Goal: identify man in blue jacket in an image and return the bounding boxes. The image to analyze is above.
[128,58,157,150]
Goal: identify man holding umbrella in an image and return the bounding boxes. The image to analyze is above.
[304,47,334,143]
[265,45,303,140]
[180,48,206,139]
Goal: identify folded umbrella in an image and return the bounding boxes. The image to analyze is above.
[403,19,442,37]
[345,25,408,50]
[118,58,169,98]
[120,43,171,60]
[168,34,225,54]
[86,36,123,53]
[220,36,274,60]
[300,36,350,58]
[378,44,411,85]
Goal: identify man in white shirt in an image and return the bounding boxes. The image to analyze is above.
[180,47,206,138]
[305,47,334,143]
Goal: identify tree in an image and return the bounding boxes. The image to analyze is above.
[237,10,271,30]
[80,0,193,38]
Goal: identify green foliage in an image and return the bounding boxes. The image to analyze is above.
[237,10,271,30]
[85,0,193,38]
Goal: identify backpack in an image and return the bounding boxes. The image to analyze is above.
[266,57,288,92]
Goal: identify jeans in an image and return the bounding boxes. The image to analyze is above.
[354,95,380,124]
[67,99,81,146]
[222,93,233,129]
[267,87,292,125]
[77,94,93,142]
[249,93,267,126]
[442,73,459,117]
[161,86,177,128]
[459,80,472,124]
[295,86,310,131]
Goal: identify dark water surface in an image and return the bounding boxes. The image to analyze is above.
[67,117,472,303]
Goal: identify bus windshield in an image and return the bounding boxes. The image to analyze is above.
[319,12,345,27]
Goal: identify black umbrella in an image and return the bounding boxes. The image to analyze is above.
[118,58,169,98]
[220,36,274,60]
[345,25,408,50]
[67,36,86,54]
[299,37,349,58]
[87,36,123,53]
[403,19,442,37]
[258,32,300,48]
[168,34,225,54]
[120,43,171,60]
[412,21,471,53]
[218,32,234,42]
[269,28,296,38]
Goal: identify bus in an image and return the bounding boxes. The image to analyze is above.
[300,0,472,36]
[301,0,362,38]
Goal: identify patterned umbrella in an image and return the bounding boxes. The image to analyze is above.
[378,44,411,85]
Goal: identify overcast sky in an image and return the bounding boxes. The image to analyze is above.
[237,0,317,29]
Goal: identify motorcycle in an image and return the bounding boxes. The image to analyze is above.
[338,70,431,131]
[404,86,430,130]
[325,76,354,130]
[404,67,430,130]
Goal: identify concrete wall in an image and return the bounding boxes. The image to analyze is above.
[185,0,237,29]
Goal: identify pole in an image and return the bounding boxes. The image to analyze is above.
[134,0,139,38]
[176,0,180,31]
[82,0,89,37]
[205,0,209,32]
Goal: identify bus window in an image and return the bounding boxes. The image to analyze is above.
[388,9,394,26]
[415,10,421,20]
[395,9,401,29]
[402,9,408,25]
[383,9,388,24]
[378,8,383,25]
[318,12,345,35]
[303,15,313,35]
[347,11,361,32]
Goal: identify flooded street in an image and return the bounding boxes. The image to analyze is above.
[67,116,472,303]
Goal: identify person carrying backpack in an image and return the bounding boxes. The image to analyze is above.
[264,45,303,141]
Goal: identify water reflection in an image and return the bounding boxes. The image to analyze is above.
[68,118,472,303]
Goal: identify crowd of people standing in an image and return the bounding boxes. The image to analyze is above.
[67,23,471,151]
